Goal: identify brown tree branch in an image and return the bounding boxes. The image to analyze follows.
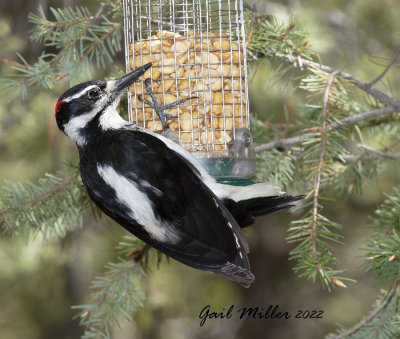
[339,144,400,164]
[0,58,27,70]
[84,23,121,58]
[253,48,400,154]
[329,284,398,339]
[357,144,400,160]
[330,106,395,128]
[255,135,307,153]
[368,48,400,88]
[287,55,400,112]
[92,2,107,20]
[255,106,397,153]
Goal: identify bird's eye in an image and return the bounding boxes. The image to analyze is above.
[88,88,100,99]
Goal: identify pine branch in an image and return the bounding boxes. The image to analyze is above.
[368,48,400,88]
[76,260,145,339]
[356,144,400,160]
[84,24,120,57]
[329,107,396,128]
[255,107,396,153]
[287,55,400,111]
[83,21,122,67]
[255,135,306,153]
[328,284,399,339]
[310,71,339,270]
[255,149,296,189]
[74,237,149,339]
[0,1,123,97]
[339,145,400,164]
[364,186,400,285]
[0,174,77,220]
[250,19,399,157]
[93,2,107,20]
[286,69,351,290]
[0,58,27,69]
[0,171,91,239]
[372,186,400,233]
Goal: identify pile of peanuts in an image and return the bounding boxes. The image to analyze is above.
[129,30,247,152]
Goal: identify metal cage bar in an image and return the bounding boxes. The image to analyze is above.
[123,0,255,178]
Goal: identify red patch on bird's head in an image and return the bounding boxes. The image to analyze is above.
[55,100,67,119]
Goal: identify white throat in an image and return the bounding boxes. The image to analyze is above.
[63,96,129,146]
[99,98,130,131]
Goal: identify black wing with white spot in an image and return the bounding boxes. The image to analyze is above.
[78,127,254,286]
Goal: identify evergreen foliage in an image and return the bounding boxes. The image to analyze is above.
[73,237,147,339]
[364,187,400,284]
[0,171,90,240]
[328,287,399,339]
[0,1,123,100]
[0,2,399,338]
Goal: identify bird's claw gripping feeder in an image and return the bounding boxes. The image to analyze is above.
[123,0,255,179]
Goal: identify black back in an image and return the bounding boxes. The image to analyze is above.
[78,123,252,282]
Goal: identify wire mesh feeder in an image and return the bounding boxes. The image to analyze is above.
[123,0,255,178]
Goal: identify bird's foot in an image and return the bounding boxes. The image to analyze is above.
[138,78,198,131]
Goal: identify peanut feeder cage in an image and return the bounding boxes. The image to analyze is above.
[123,0,255,179]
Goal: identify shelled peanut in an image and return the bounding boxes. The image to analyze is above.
[128,30,247,152]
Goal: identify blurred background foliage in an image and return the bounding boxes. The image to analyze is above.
[0,0,399,338]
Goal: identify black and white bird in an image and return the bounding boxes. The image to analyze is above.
[55,62,302,287]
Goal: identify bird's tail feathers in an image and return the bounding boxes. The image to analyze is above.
[213,261,255,288]
[239,194,304,217]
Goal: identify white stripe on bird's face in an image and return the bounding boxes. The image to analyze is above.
[97,164,180,243]
[63,110,99,146]
[63,87,128,145]
[63,85,99,102]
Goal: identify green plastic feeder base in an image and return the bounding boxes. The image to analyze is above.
[216,178,254,186]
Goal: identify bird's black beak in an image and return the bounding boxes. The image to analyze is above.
[112,62,152,93]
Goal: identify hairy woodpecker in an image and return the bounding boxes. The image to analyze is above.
[55,62,302,287]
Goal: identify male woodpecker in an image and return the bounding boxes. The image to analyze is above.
[55,62,302,287]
